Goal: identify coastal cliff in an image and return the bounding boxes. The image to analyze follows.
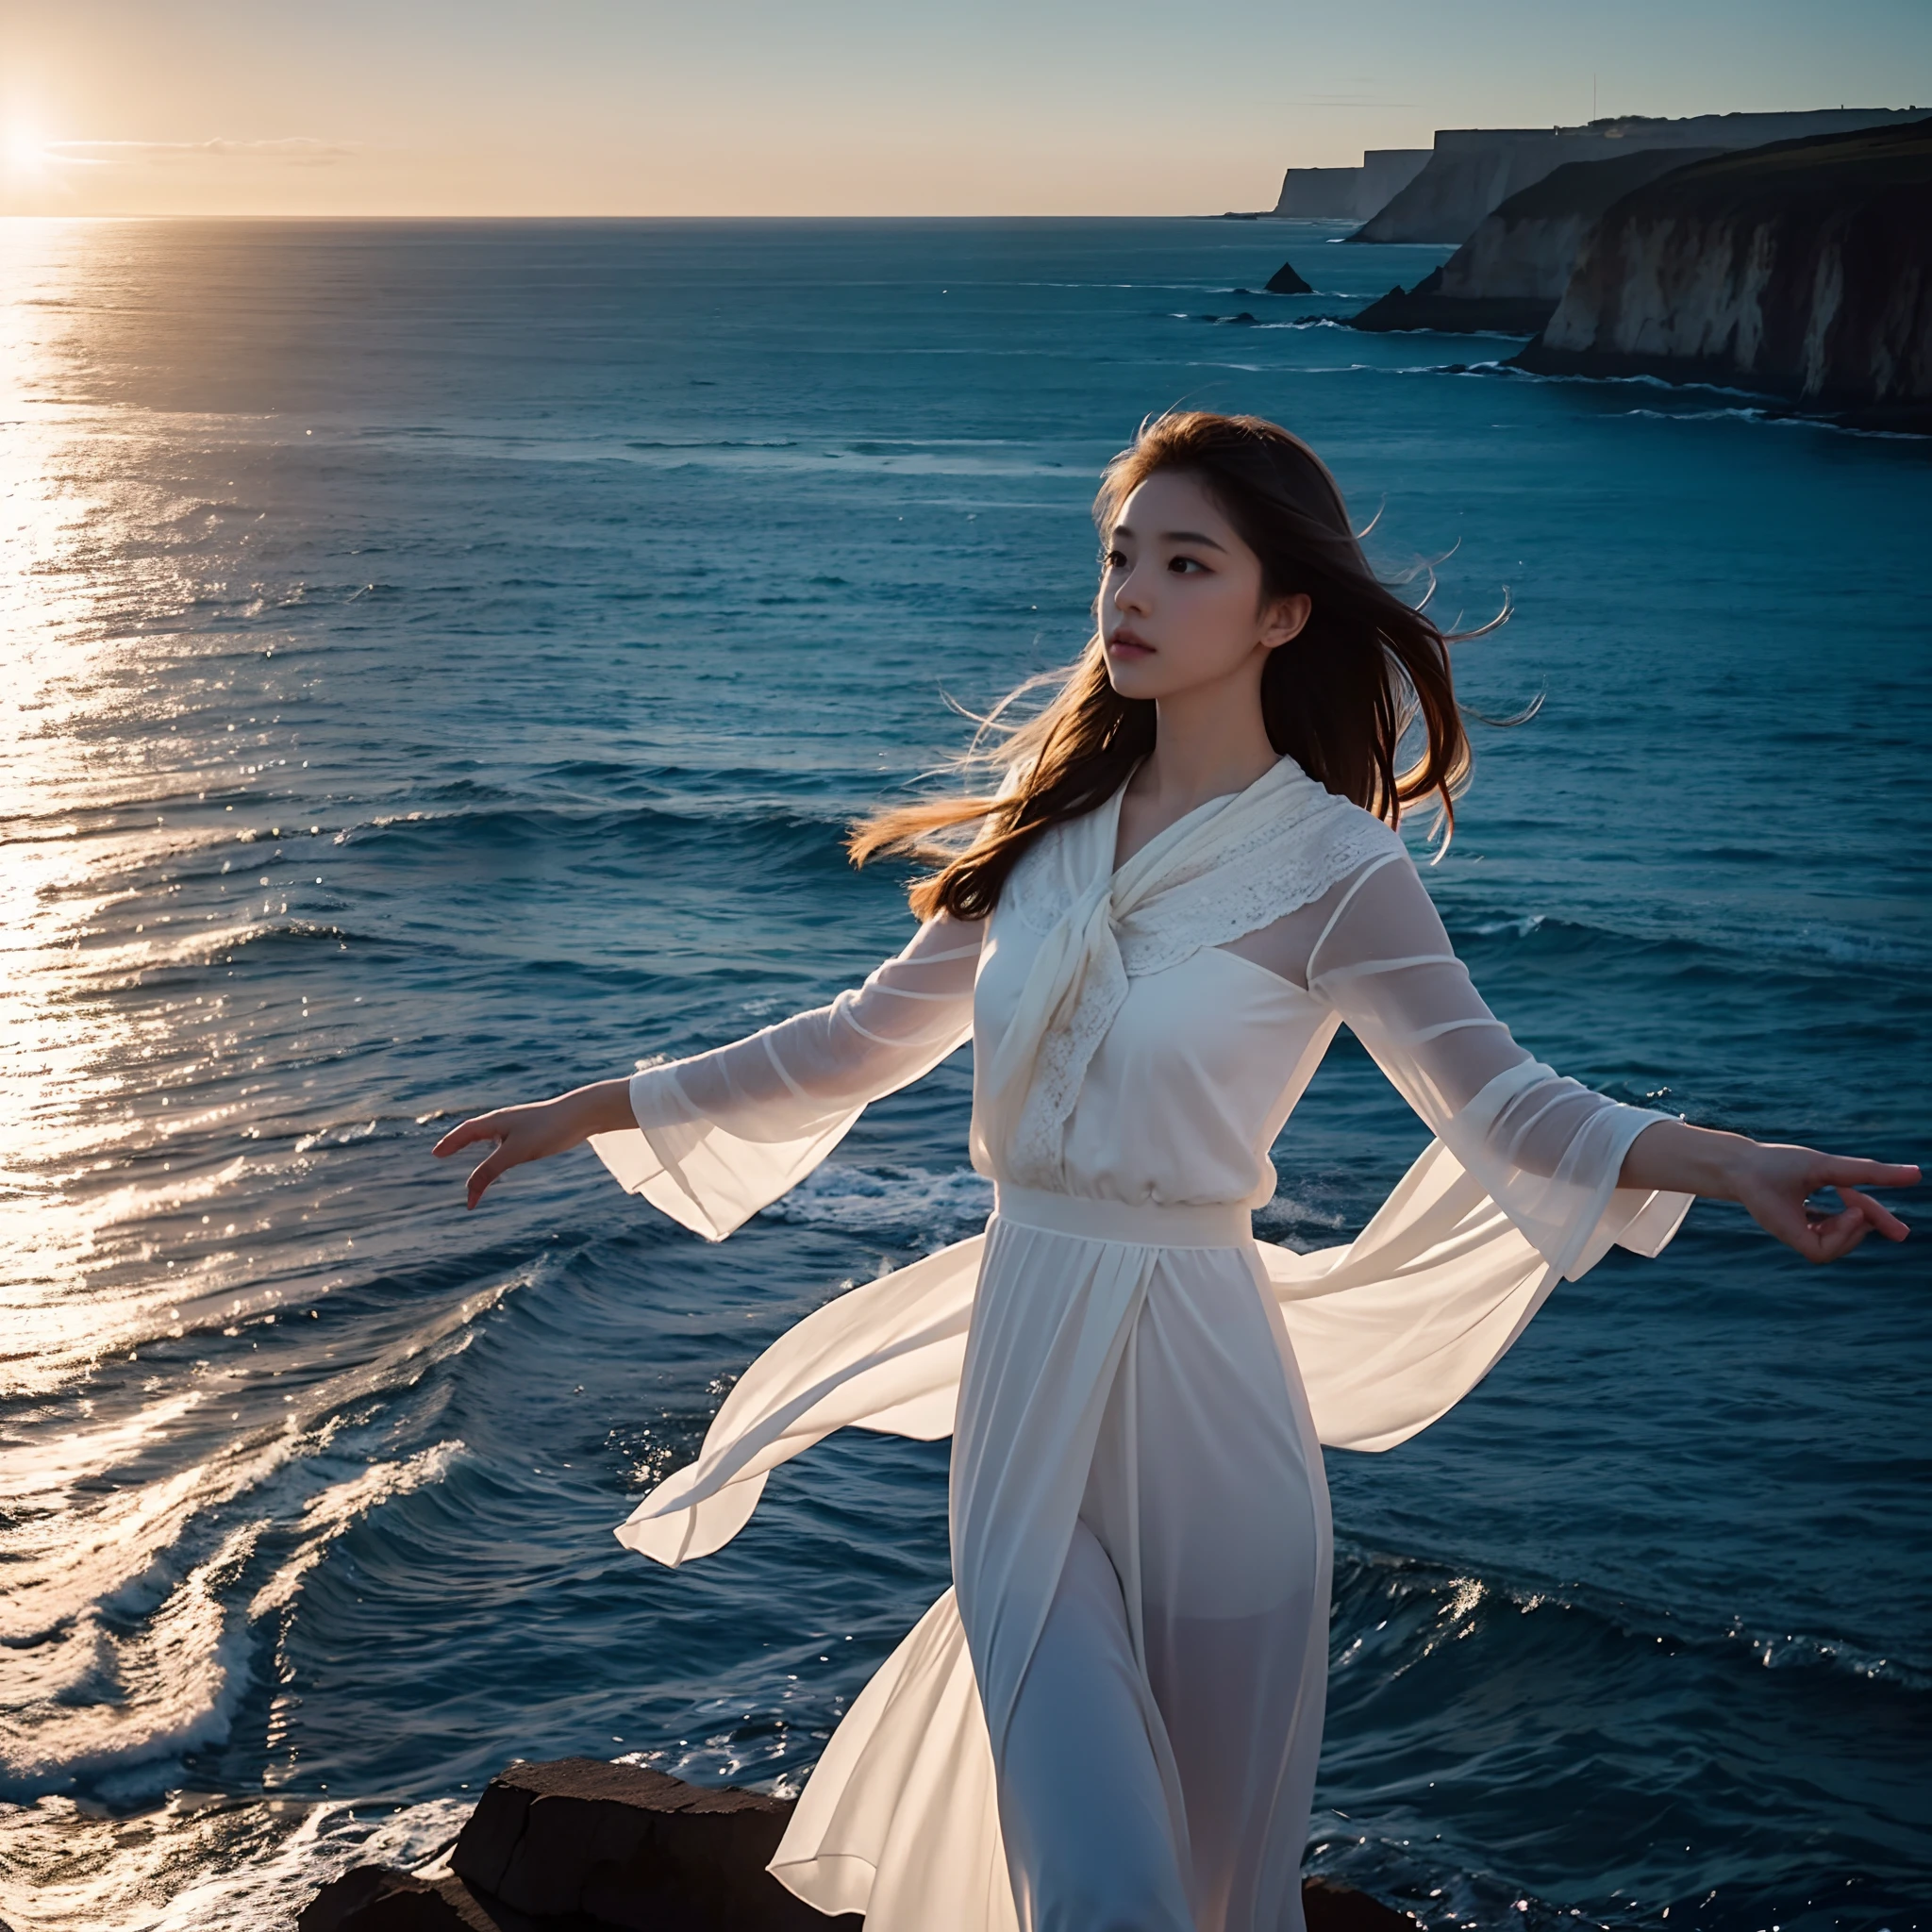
[1350,108,1924,245]
[1351,146,1724,334]
[1515,119,1932,426]
[1273,148,1430,220]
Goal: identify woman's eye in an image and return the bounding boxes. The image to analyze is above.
[1103,550,1126,569]
[1168,556,1206,575]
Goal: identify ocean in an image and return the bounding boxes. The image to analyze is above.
[0,216,1926,1932]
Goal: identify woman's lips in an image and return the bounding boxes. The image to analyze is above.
[1107,630,1154,657]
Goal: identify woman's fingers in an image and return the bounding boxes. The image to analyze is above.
[429,1110,520,1204]
[434,1099,572,1206]
[433,1115,502,1158]
[1779,1189,1907,1262]
[1814,1157,1922,1191]
[1786,1199,1870,1263]
[467,1141,519,1209]
[1759,1150,1919,1262]
[1834,1186,1910,1241]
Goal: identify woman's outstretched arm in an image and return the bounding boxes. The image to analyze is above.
[1296,850,1919,1274]
[1617,1121,1918,1264]
[435,912,984,1215]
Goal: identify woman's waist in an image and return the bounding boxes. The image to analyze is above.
[991,1183,1254,1249]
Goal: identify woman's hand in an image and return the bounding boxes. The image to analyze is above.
[1620,1119,1919,1263]
[1729,1141,1919,1263]
[432,1077,637,1208]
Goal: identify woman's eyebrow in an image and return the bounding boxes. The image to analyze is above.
[1111,523,1228,552]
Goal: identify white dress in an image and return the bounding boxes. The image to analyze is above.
[589,757,1690,1932]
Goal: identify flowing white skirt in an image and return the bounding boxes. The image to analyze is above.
[772,1193,1326,1932]
[608,1146,1690,1931]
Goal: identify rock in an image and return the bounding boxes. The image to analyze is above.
[1265,259,1313,294]
[1349,147,1725,334]
[450,1757,856,1931]
[1350,267,1557,337]
[1302,1875,1419,1931]
[1350,108,1924,246]
[1514,117,1932,427]
[296,1865,549,1932]
[298,1759,1422,1931]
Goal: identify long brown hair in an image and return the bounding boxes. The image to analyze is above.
[851,410,1488,922]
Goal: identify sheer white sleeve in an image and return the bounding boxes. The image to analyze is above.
[589,914,983,1241]
[1298,852,1690,1281]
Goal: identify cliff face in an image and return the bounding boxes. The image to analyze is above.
[1274,166,1363,218]
[1273,149,1429,220]
[1351,108,1924,245]
[1441,148,1727,300]
[1352,146,1724,334]
[1517,119,1932,425]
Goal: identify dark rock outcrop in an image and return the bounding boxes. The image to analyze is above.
[298,1758,1420,1931]
[449,1757,852,1931]
[1351,146,1725,334]
[1350,267,1554,338]
[298,1864,549,1932]
[1265,259,1313,294]
[1515,118,1932,427]
[1350,108,1924,245]
[1304,1877,1416,1932]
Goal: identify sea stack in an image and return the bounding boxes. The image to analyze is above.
[1514,118,1932,428]
[1265,258,1314,294]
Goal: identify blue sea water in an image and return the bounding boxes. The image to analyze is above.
[0,216,1927,1932]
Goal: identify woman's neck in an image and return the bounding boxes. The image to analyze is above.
[1133,675,1280,817]
[1114,668,1281,870]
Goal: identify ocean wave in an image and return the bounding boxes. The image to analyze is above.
[245,1441,465,1620]
[1615,405,1930,441]
[1439,900,1932,975]
[0,1788,471,1932]
[1333,1541,1932,1693]
[347,797,850,862]
[140,1795,472,1932]
[760,1162,992,1246]
[623,437,800,451]
[23,917,372,994]
[0,1289,506,1801]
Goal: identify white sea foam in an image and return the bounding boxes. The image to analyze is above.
[762,1162,993,1246]
[0,1283,500,1801]
[142,1796,474,1932]
[247,1441,463,1619]
[0,1789,472,1932]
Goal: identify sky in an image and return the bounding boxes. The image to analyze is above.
[3,0,1929,218]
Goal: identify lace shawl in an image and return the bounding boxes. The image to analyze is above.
[983,757,1399,1184]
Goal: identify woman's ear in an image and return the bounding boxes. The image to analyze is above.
[1259,592,1312,652]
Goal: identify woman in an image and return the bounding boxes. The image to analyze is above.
[435,413,1916,1932]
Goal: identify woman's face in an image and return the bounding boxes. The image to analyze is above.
[1098,470,1308,702]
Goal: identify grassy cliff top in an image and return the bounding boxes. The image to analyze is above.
[1599,116,1932,223]
[1490,146,1728,224]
